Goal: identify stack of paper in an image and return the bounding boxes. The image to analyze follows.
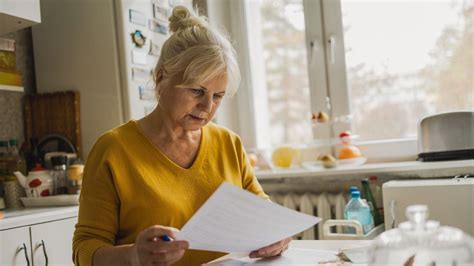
[176,182,320,253]
[204,248,339,265]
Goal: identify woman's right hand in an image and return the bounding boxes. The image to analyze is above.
[131,225,189,266]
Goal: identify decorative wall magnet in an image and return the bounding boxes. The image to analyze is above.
[131,30,147,48]
[148,19,168,35]
[129,9,146,26]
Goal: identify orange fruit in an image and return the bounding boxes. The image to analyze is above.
[248,153,258,167]
[338,145,362,159]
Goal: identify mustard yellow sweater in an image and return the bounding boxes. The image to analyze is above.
[73,121,268,266]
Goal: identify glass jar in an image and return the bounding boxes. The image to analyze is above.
[370,205,473,265]
[50,155,68,195]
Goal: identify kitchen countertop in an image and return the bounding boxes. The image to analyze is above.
[0,206,78,230]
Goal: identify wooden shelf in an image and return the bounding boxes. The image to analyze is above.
[0,84,24,92]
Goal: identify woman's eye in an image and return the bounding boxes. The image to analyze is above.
[213,94,223,100]
[190,89,203,95]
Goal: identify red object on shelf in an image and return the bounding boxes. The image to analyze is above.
[339,131,351,138]
[31,163,45,171]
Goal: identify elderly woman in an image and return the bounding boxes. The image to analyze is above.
[73,5,290,266]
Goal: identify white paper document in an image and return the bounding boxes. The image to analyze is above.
[205,248,339,265]
[175,182,320,253]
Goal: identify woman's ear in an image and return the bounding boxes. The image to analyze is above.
[155,69,165,97]
[155,68,164,83]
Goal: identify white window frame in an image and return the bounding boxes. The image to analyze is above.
[209,0,419,162]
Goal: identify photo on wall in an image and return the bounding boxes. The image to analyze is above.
[129,9,146,26]
[149,40,160,56]
[132,67,152,82]
[153,3,171,22]
[149,19,169,35]
[139,84,156,101]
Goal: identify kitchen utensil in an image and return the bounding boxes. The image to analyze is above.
[418,111,474,161]
[13,164,54,197]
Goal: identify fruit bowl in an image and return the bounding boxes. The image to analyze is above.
[338,157,367,166]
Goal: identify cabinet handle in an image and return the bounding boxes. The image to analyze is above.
[16,243,30,266]
[36,240,49,266]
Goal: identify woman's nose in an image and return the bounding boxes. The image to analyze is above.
[199,95,213,112]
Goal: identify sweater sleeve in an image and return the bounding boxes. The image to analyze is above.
[234,136,269,200]
[73,134,120,266]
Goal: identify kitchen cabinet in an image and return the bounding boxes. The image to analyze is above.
[0,226,30,266]
[0,0,41,35]
[0,207,78,266]
[31,218,77,265]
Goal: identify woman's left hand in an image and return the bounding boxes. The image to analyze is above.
[249,237,291,258]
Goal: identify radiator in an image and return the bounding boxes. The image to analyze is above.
[269,192,347,240]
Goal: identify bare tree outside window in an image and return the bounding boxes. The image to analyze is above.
[251,0,473,146]
[259,0,312,146]
[342,0,473,140]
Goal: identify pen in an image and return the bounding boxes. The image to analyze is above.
[160,235,172,241]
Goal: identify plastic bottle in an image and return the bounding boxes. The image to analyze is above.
[349,185,371,206]
[344,186,360,234]
[349,186,359,197]
[344,190,374,234]
[361,179,382,226]
[369,176,384,221]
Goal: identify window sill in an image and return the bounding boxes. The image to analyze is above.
[255,159,474,180]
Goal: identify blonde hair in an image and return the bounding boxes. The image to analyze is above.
[154,6,240,96]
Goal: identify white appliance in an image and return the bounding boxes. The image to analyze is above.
[31,0,191,158]
[382,177,474,236]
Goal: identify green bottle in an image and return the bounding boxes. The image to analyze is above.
[361,179,382,226]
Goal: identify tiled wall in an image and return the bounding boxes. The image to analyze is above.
[0,28,36,145]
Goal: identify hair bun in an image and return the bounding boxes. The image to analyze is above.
[169,6,206,33]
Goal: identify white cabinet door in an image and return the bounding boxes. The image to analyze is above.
[30,217,77,266]
[0,226,31,266]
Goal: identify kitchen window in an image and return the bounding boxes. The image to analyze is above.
[211,0,473,161]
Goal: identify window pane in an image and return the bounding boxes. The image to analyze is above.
[251,0,313,146]
[341,0,473,140]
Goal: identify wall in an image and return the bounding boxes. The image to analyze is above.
[207,0,243,140]
[0,28,36,145]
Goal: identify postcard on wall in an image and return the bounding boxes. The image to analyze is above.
[139,84,156,101]
[129,9,146,26]
[153,3,171,22]
[149,40,160,56]
[131,50,148,65]
[168,0,192,7]
[132,67,152,82]
[149,19,169,35]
